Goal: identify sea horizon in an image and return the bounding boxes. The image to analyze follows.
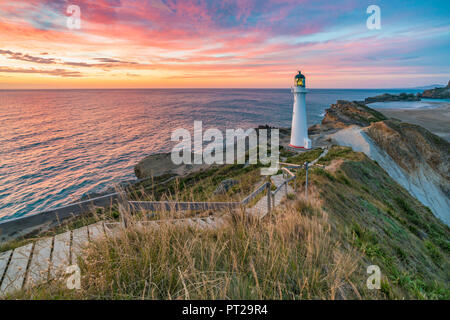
[0,87,441,91]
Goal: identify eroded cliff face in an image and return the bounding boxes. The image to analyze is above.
[365,120,448,179]
[319,101,450,225]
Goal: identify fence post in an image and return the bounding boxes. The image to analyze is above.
[294,174,297,193]
[118,193,130,228]
[304,161,309,202]
[266,183,271,215]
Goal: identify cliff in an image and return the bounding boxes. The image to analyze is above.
[419,81,450,99]
[319,100,450,225]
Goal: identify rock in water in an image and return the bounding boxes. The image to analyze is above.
[134,152,209,179]
[364,93,420,104]
[419,81,450,99]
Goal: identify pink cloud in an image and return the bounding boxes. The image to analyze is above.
[0,0,448,88]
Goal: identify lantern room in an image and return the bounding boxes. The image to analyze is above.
[294,71,305,87]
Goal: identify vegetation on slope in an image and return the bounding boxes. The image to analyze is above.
[315,146,449,299]
[9,147,449,300]
[129,162,265,203]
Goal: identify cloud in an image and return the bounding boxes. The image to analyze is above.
[92,58,138,66]
[0,49,140,69]
[62,61,93,67]
[62,58,140,69]
[0,66,83,77]
[0,49,56,64]
[94,58,122,63]
[0,0,449,88]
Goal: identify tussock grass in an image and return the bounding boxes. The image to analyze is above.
[130,163,263,203]
[11,200,363,300]
[286,148,323,164]
[7,148,449,300]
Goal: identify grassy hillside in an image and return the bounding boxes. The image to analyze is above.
[129,162,265,203]
[8,148,449,300]
[314,146,449,299]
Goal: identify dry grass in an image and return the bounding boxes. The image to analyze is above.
[8,148,448,300]
[11,197,363,300]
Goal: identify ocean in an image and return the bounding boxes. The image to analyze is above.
[0,88,423,221]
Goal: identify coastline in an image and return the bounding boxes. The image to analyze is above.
[1,97,449,259]
[2,94,449,226]
[3,100,449,300]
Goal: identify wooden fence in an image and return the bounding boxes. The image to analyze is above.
[0,165,303,243]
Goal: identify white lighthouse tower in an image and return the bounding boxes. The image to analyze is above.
[289,70,311,149]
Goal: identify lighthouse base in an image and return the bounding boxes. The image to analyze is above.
[289,144,310,150]
[288,138,312,150]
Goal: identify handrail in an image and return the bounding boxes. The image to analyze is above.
[241,182,271,205]
[271,175,295,196]
[282,167,295,177]
[128,200,241,212]
[0,192,125,243]
[0,147,330,243]
[0,161,306,242]
[131,181,272,211]
[278,162,302,168]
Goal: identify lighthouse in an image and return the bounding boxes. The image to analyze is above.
[289,71,311,149]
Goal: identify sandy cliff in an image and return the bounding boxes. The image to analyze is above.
[317,101,450,225]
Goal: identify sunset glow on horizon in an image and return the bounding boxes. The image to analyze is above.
[1,0,449,89]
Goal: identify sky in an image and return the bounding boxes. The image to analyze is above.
[0,0,449,89]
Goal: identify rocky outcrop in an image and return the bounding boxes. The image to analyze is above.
[364,92,420,103]
[320,100,387,130]
[134,152,209,180]
[363,81,450,102]
[419,81,450,99]
[134,125,284,181]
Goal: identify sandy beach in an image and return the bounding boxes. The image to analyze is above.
[373,103,450,142]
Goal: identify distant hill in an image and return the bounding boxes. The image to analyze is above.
[364,93,420,104]
[409,84,446,90]
[364,81,450,102]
